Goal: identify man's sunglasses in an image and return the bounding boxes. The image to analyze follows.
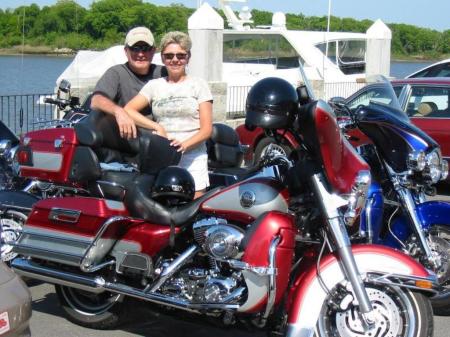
[163,53,188,60]
[128,44,153,53]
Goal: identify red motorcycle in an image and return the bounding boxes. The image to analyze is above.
[9,78,436,337]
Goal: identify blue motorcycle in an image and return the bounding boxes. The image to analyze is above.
[333,78,450,315]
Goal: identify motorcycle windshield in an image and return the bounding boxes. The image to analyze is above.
[345,75,405,119]
[298,100,369,194]
[350,79,439,172]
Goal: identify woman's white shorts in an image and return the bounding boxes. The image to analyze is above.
[179,149,209,191]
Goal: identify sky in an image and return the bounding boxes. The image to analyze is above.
[1,0,449,32]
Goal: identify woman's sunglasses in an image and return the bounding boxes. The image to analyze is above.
[163,53,188,61]
[128,44,153,53]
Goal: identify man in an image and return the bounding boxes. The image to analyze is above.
[90,26,167,139]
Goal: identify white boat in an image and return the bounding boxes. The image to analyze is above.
[57,0,389,113]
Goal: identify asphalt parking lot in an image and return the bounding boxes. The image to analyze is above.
[26,189,450,336]
[28,281,448,337]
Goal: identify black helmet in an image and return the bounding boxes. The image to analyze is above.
[245,77,298,130]
[152,166,195,204]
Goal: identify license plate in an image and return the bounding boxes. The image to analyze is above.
[0,311,10,334]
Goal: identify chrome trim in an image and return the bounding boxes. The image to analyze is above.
[11,258,240,313]
[365,272,438,294]
[80,216,130,272]
[407,150,426,171]
[261,236,280,325]
[226,259,276,276]
[344,170,371,226]
[149,245,199,292]
[312,173,373,314]
[397,188,435,262]
[48,208,81,223]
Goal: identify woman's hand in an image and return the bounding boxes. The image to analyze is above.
[153,126,168,138]
[170,138,187,153]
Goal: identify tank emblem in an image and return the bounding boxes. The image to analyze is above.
[240,190,256,208]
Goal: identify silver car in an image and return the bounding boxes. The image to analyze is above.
[0,262,31,336]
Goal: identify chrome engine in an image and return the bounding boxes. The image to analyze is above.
[159,217,247,303]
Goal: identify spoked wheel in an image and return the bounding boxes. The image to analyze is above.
[55,285,129,329]
[316,283,433,337]
[0,210,27,263]
[253,137,293,165]
[427,226,450,315]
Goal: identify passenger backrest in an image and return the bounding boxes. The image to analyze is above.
[207,123,243,168]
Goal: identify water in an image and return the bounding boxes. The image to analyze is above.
[390,61,434,78]
[0,54,74,95]
[0,55,435,95]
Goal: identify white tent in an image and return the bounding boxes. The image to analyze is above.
[56,45,163,95]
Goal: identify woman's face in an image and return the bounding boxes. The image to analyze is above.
[162,43,189,77]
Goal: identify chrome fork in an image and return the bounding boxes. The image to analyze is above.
[397,187,437,266]
[311,174,374,316]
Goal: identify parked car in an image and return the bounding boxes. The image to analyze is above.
[0,261,31,336]
[237,77,450,164]
[406,58,450,78]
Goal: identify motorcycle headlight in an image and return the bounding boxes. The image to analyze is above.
[441,160,449,180]
[407,150,426,172]
[424,150,444,184]
[344,170,371,226]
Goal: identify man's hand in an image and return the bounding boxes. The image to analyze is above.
[114,108,137,139]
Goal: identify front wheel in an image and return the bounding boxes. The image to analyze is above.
[316,283,433,337]
[427,225,450,315]
[55,285,129,329]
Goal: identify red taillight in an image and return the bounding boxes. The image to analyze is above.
[17,146,33,166]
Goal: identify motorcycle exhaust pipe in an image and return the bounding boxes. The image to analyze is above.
[11,258,104,293]
[11,258,240,312]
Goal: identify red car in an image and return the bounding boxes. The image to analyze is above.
[237,77,450,164]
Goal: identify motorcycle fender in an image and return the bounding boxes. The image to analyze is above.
[416,200,450,230]
[285,244,430,337]
[0,190,40,210]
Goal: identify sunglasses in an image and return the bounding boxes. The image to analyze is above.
[163,53,188,61]
[128,44,153,53]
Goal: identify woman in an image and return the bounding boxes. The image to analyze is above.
[124,31,213,198]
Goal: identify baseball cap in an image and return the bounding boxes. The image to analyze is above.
[125,27,155,47]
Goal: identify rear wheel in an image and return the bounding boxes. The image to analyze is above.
[55,285,128,329]
[253,137,293,165]
[316,283,433,337]
[0,210,27,263]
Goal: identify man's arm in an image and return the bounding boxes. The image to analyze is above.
[91,94,137,140]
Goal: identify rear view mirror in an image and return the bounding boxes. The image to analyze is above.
[59,79,71,93]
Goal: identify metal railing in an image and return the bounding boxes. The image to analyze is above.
[0,93,56,135]
[227,85,251,119]
[323,81,367,101]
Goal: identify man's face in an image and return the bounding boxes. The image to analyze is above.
[125,43,155,75]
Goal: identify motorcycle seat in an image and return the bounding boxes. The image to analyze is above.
[74,110,181,175]
[125,174,222,226]
[88,171,140,201]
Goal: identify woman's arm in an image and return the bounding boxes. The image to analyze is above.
[171,100,213,152]
[124,94,167,138]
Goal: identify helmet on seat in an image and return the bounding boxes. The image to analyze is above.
[245,77,299,130]
[152,166,195,204]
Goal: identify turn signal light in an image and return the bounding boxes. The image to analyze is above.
[415,279,433,289]
[17,146,33,166]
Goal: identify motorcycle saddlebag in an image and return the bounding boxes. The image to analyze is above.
[13,196,129,267]
[18,128,100,184]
